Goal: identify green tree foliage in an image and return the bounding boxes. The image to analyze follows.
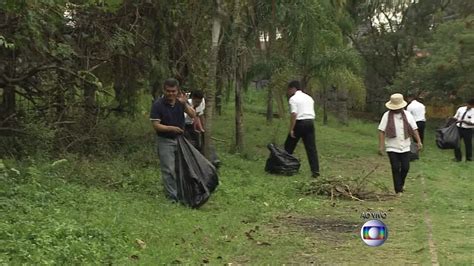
[343,0,472,111]
[1,0,469,156]
[282,0,365,124]
[391,16,474,102]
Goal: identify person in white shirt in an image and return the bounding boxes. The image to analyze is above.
[182,90,221,168]
[406,94,426,143]
[284,80,320,177]
[453,98,474,162]
[184,90,205,150]
[378,93,422,195]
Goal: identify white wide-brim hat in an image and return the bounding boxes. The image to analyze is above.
[385,93,407,110]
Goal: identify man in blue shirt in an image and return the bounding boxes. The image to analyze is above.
[150,78,196,201]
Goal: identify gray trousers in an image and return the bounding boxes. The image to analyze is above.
[156,136,178,200]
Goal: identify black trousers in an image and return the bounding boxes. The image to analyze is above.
[284,119,320,175]
[387,152,410,193]
[183,125,221,167]
[454,127,473,161]
[416,121,425,144]
[183,124,202,151]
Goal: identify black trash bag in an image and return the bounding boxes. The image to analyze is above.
[209,145,221,169]
[408,141,419,161]
[175,136,219,208]
[265,143,300,175]
[436,123,460,149]
[186,131,221,169]
[444,117,457,127]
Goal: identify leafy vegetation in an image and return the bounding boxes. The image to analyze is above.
[1,91,473,264]
[391,15,474,100]
[1,0,473,264]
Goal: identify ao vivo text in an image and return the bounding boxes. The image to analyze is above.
[360,211,387,220]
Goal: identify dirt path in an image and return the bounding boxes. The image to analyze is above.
[420,174,439,266]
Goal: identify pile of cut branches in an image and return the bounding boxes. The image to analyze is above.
[303,167,397,201]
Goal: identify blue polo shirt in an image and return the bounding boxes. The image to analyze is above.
[150,98,185,139]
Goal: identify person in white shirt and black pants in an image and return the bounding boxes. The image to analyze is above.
[406,94,426,144]
[184,90,206,151]
[284,80,320,178]
[378,93,422,195]
[453,98,474,162]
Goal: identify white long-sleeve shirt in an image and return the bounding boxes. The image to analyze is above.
[454,106,474,129]
[407,100,426,122]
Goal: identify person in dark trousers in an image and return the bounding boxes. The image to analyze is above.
[453,98,474,162]
[150,78,196,201]
[406,94,426,144]
[184,90,206,150]
[378,93,423,196]
[284,80,320,178]
[182,90,221,168]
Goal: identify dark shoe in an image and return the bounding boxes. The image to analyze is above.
[212,160,221,169]
[453,158,462,162]
[312,172,320,178]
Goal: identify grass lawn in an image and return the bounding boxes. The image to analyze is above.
[1,94,472,264]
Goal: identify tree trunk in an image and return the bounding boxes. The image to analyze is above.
[113,56,126,114]
[337,87,349,125]
[113,82,125,113]
[266,86,273,122]
[265,0,277,123]
[215,54,224,116]
[83,82,97,120]
[225,78,232,103]
[1,85,16,122]
[276,89,285,118]
[215,75,223,116]
[235,64,244,152]
[81,51,97,122]
[0,58,16,123]
[301,74,310,92]
[55,74,66,122]
[323,86,328,125]
[203,0,223,159]
[233,0,244,153]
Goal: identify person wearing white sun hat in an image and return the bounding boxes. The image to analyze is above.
[378,93,423,196]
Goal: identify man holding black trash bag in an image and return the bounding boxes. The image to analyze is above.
[453,98,474,162]
[149,78,196,201]
[284,80,320,178]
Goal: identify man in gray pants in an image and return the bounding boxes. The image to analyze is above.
[150,78,196,201]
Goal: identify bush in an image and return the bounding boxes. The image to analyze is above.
[56,114,154,156]
[0,116,56,158]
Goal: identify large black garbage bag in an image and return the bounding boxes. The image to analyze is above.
[265,143,300,175]
[436,123,460,149]
[186,131,221,169]
[176,136,219,208]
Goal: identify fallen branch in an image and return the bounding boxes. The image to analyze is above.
[0,127,28,135]
[211,136,227,142]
